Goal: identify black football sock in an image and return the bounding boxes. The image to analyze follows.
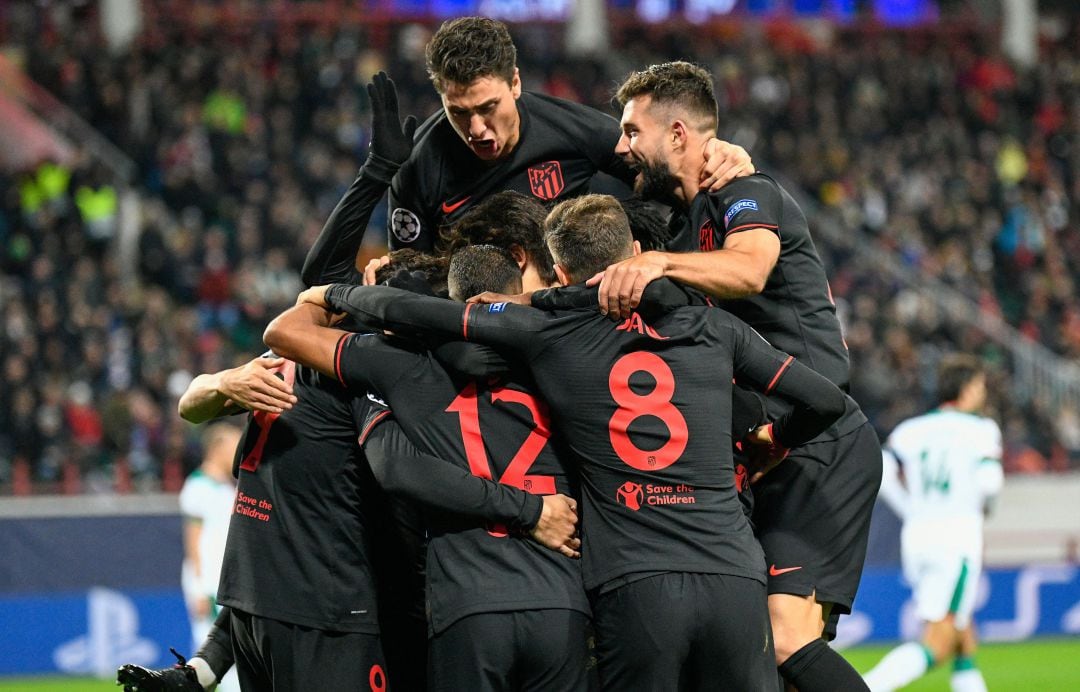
[778,639,869,692]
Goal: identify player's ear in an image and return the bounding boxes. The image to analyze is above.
[509,244,528,271]
[510,68,522,99]
[671,120,688,150]
[554,263,572,287]
[632,240,642,257]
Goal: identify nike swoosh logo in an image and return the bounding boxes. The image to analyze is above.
[441,196,471,214]
[769,565,803,576]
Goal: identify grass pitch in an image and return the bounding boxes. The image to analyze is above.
[1,638,1077,690]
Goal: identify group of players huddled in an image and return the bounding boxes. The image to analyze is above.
[119,17,886,692]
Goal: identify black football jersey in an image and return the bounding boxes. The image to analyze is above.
[331,332,588,634]
[388,92,634,251]
[217,360,381,633]
[669,173,866,439]
[320,287,850,592]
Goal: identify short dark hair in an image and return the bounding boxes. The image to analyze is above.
[441,191,556,285]
[615,61,718,132]
[426,17,517,93]
[375,249,450,296]
[545,194,634,284]
[448,244,522,301]
[620,197,672,251]
[936,354,984,405]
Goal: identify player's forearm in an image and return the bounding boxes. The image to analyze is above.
[325,285,465,340]
[302,166,393,287]
[178,372,237,424]
[195,607,235,683]
[369,447,542,530]
[183,522,202,574]
[662,250,770,299]
[768,361,846,448]
[262,305,338,379]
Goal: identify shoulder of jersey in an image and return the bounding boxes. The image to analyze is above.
[710,171,775,199]
[521,91,617,129]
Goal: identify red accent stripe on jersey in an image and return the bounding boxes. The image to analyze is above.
[462,303,474,341]
[724,223,779,237]
[765,356,794,394]
[334,333,351,386]
[357,410,392,446]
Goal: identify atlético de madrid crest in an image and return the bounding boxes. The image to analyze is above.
[527,161,565,201]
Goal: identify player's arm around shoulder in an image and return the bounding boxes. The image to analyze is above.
[262,302,350,381]
[178,356,298,424]
[594,178,781,319]
[665,176,783,297]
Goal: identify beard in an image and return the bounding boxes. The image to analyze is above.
[636,156,680,206]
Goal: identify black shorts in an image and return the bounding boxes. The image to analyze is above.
[428,609,589,692]
[592,572,775,691]
[752,422,882,616]
[229,609,388,691]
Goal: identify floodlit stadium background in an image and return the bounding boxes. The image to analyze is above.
[0,0,1078,688]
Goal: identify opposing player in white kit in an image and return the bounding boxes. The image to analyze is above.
[864,355,1003,692]
[179,422,242,692]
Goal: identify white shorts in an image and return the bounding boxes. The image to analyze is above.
[901,548,981,629]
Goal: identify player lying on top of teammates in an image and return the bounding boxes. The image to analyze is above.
[293,193,852,690]
[387,16,758,252]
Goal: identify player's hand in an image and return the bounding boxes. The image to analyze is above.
[700,139,755,192]
[218,357,297,414]
[467,291,533,306]
[587,251,669,320]
[363,255,392,286]
[296,285,331,308]
[367,71,418,166]
[742,423,789,484]
[531,494,581,559]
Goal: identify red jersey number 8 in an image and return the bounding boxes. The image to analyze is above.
[608,351,688,471]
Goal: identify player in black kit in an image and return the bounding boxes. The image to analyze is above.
[302,195,854,690]
[387,16,755,252]
[597,61,882,691]
[264,247,590,692]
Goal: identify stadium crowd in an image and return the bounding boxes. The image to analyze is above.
[2,9,1078,491]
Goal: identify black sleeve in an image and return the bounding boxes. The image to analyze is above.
[387,163,435,252]
[725,316,845,448]
[332,332,422,398]
[432,341,511,378]
[731,384,769,439]
[530,284,597,311]
[363,417,543,531]
[195,606,234,681]
[709,174,783,243]
[301,163,395,287]
[325,285,548,359]
[530,278,698,316]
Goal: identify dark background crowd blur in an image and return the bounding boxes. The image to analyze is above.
[1,1,1078,493]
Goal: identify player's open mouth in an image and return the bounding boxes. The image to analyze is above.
[470,140,498,156]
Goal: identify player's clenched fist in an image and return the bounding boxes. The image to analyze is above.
[531,494,581,559]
